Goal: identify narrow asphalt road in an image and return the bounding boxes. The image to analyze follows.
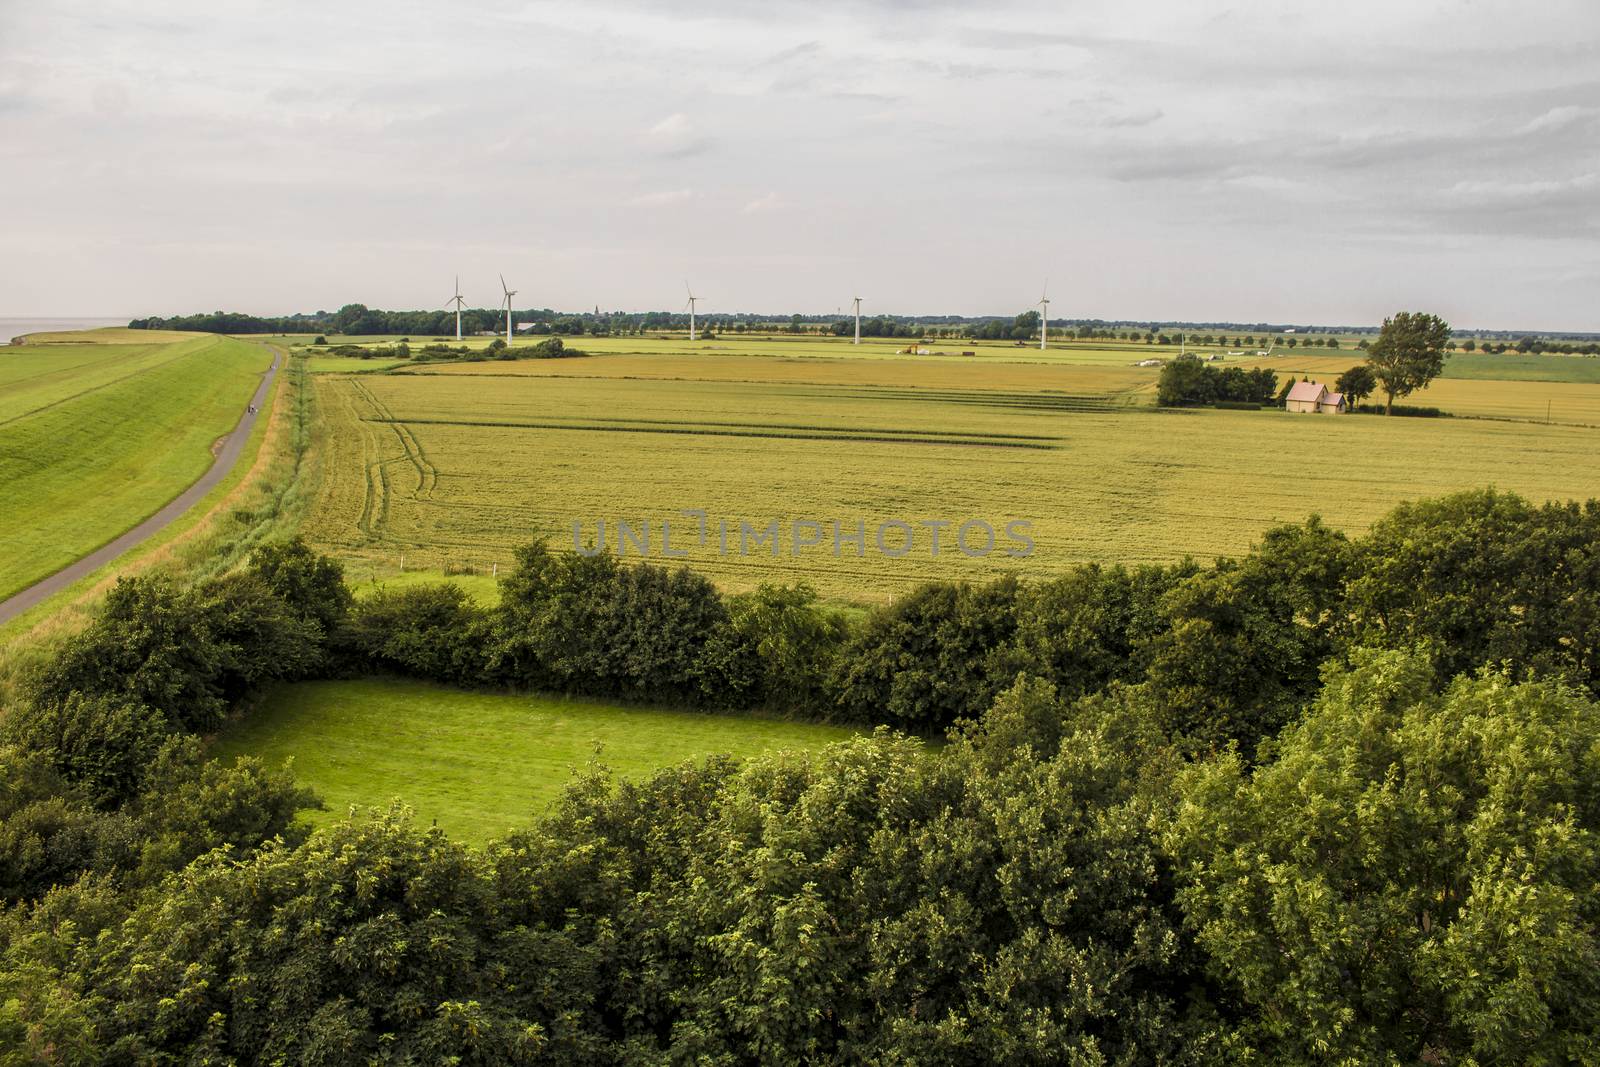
[0,346,283,627]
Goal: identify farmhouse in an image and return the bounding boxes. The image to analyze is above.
[1285,380,1346,414]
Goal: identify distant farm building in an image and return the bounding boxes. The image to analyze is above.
[1285,380,1346,414]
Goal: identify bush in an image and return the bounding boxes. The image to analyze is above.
[829,577,1020,730]
[342,583,489,683]
[1345,490,1600,694]
[29,556,341,733]
[696,582,848,712]
[248,537,352,634]
[492,542,728,703]
[5,694,170,809]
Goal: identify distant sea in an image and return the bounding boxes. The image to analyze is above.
[1,317,129,345]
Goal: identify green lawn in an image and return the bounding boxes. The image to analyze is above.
[212,678,863,843]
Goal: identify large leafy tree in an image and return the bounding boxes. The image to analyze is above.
[1169,649,1600,1063]
[1365,311,1451,414]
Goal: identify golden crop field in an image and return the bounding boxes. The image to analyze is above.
[300,349,1600,599]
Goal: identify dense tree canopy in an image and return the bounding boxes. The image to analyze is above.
[6,492,1600,1061]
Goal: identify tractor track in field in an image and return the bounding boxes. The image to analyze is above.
[0,345,281,626]
[347,379,439,543]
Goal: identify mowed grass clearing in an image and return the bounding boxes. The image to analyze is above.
[0,333,271,600]
[212,678,863,843]
[299,350,1600,598]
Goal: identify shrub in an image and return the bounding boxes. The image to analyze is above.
[493,542,728,703]
[342,583,489,683]
[5,694,170,809]
[248,537,352,634]
[696,582,848,712]
[1346,490,1600,694]
[829,577,1020,730]
[1348,403,1445,417]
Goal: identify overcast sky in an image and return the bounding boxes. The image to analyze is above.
[2,0,1597,329]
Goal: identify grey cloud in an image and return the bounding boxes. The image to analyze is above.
[1,0,1597,329]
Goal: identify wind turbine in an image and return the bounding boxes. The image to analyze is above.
[1038,283,1051,352]
[499,274,517,344]
[684,281,702,341]
[446,276,466,341]
[852,296,863,345]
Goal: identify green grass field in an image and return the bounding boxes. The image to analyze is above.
[211,678,862,842]
[296,345,1600,598]
[0,332,271,600]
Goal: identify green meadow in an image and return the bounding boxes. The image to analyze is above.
[211,678,863,843]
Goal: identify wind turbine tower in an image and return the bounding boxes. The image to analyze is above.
[685,282,702,341]
[852,296,863,345]
[1038,284,1051,352]
[499,274,518,344]
[447,276,466,341]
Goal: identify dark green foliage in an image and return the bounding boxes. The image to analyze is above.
[696,582,849,713]
[1134,519,1351,754]
[1007,562,1191,703]
[248,536,353,633]
[829,577,1020,730]
[1169,650,1600,1062]
[4,694,169,809]
[27,572,324,733]
[342,583,491,683]
[29,576,233,733]
[1140,564,1317,754]
[493,542,728,703]
[1346,489,1600,693]
[0,739,314,905]
[83,810,600,1064]
[198,572,327,704]
[1158,354,1277,407]
[1347,402,1446,417]
[1334,362,1376,407]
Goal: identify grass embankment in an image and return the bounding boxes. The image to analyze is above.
[0,348,321,707]
[212,678,863,843]
[0,333,271,602]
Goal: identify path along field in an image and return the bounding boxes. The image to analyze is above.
[299,344,1600,599]
[0,330,271,601]
[212,678,862,843]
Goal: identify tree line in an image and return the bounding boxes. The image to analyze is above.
[4,491,1600,1060]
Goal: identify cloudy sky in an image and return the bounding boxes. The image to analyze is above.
[2,0,1597,329]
